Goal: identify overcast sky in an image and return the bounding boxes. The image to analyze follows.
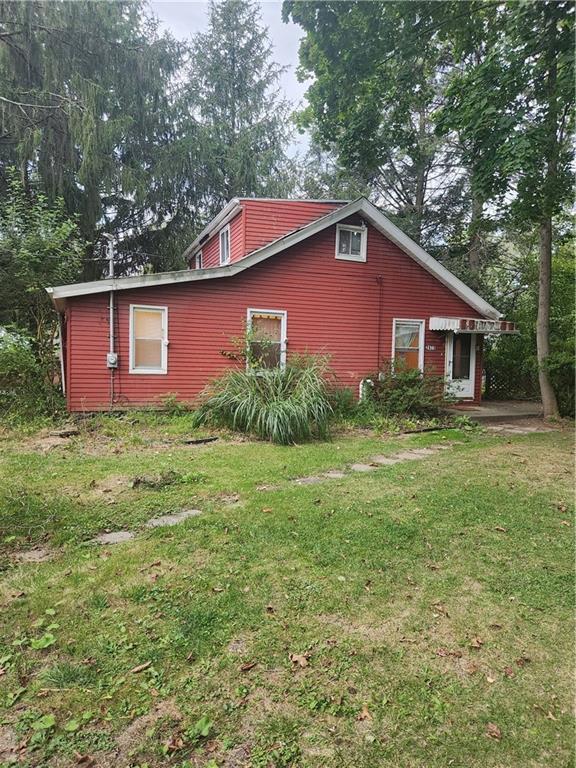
[150,1,309,110]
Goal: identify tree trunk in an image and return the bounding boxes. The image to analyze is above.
[468,190,483,282]
[536,217,559,419]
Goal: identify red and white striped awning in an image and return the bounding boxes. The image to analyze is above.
[429,317,517,334]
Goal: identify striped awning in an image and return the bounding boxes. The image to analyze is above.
[429,317,518,334]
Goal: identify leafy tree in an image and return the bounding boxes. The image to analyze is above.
[187,0,294,217]
[0,0,192,274]
[0,171,85,394]
[283,1,471,248]
[438,1,574,417]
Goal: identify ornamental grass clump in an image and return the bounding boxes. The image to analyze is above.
[194,360,333,445]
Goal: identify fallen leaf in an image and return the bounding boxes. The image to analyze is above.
[435,648,462,658]
[356,704,373,721]
[262,507,273,514]
[503,666,514,678]
[240,661,257,672]
[560,520,570,526]
[130,661,152,674]
[74,752,95,766]
[469,636,484,649]
[212,586,224,593]
[164,734,184,753]
[486,674,495,684]
[515,655,531,668]
[289,652,310,668]
[494,526,507,533]
[485,722,502,740]
[431,601,449,616]
[465,662,479,675]
[265,605,275,614]
[546,711,557,721]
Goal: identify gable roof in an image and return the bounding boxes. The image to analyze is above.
[47,198,501,319]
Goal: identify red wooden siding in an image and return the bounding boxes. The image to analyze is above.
[66,221,485,411]
[242,199,344,255]
[192,199,344,269]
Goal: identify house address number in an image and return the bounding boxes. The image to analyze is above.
[425,344,436,351]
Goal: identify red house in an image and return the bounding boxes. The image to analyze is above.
[47,197,516,412]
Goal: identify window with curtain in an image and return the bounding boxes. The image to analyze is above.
[248,311,285,369]
[130,306,167,373]
[394,320,423,370]
[335,224,367,261]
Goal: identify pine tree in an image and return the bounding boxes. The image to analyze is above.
[188,0,294,216]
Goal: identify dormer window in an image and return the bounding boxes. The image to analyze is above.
[194,251,203,269]
[219,225,230,265]
[335,224,367,262]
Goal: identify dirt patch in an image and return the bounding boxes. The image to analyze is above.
[487,418,558,435]
[11,546,53,564]
[30,435,71,452]
[0,724,18,764]
[115,699,182,761]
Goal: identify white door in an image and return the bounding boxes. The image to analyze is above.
[445,333,476,399]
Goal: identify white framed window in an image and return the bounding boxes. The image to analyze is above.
[194,251,203,269]
[129,305,168,374]
[335,224,367,262]
[392,319,425,372]
[246,308,287,369]
[219,225,230,265]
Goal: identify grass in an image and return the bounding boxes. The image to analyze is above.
[0,413,573,767]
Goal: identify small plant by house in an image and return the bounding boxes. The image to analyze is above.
[365,362,448,417]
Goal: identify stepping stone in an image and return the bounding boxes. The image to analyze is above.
[394,451,426,461]
[370,455,401,466]
[294,476,325,485]
[408,447,438,456]
[145,509,202,528]
[93,530,134,545]
[350,463,377,472]
[322,470,347,479]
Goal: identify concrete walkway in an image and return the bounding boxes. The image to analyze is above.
[446,400,543,423]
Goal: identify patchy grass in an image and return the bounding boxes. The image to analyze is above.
[0,415,573,767]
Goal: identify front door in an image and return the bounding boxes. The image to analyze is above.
[445,333,476,399]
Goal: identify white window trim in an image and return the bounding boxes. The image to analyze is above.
[246,308,287,369]
[335,223,367,262]
[194,251,203,269]
[129,304,169,375]
[219,224,230,266]
[392,318,425,372]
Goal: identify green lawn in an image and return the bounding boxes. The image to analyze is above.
[0,416,573,767]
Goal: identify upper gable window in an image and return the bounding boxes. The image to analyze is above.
[194,251,203,269]
[219,225,230,265]
[335,224,367,262]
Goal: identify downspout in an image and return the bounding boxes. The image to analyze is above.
[57,314,66,396]
[104,236,116,409]
[376,274,384,371]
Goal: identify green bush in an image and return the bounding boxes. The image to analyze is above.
[365,362,447,417]
[194,358,333,445]
[0,330,64,423]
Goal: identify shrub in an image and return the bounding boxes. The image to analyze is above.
[0,330,64,423]
[365,362,447,417]
[194,358,333,444]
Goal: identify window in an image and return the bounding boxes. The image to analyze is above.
[335,224,367,262]
[194,251,203,269]
[393,319,424,371]
[219,225,230,265]
[129,305,168,374]
[247,309,287,369]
